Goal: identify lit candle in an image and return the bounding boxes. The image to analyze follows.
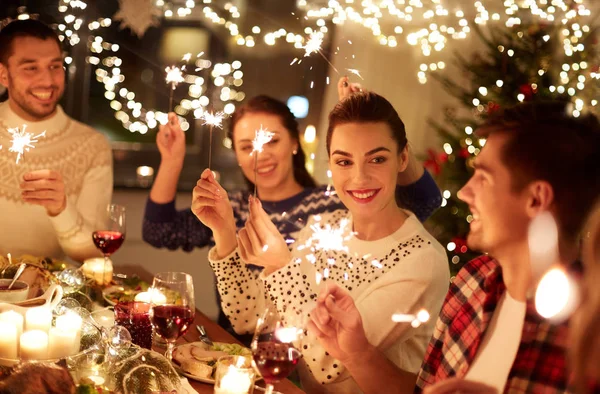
[20,330,49,360]
[91,308,115,329]
[55,312,82,354]
[0,321,17,359]
[0,310,24,339]
[48,327,78,359]
[134,288,167,304]
[82,258,113,285]
[26,306,52,333]
[215,365,253,394]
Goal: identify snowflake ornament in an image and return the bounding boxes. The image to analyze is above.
[113,0,161,38]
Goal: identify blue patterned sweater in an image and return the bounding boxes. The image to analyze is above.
[142,171,442,250]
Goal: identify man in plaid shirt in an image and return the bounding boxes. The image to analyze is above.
[307,102,600,394]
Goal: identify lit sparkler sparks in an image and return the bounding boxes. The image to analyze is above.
[251,126,275,197]
[304,218,352,253]
[303,32,323,57]
[201,111,226,169]
[165,65,185,111]
[392,309,430,328]
[182,52,192,62]
[165,66,185,87]
[346,68,364,80]
[201,111,225,129]
[2,125,47,164]
[251,126,275,156]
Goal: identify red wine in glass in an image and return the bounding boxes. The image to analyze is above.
[92,230,125,255]
[151,305,194,341]
[93,204,126,285]
[150,272,195,361]
[253,342,301,384]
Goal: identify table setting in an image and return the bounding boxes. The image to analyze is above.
[0,204,304,394]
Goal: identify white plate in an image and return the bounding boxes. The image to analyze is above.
[171,341,257,384]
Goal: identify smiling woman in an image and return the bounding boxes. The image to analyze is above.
[206,91,450,393]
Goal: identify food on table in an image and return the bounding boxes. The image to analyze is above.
[172,341,252,381]
[0,362,76,394]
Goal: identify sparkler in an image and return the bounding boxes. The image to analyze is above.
[392,309,430,328]
[201,111,225,169]
[250,126,275,197]
[2,125,47,164]
[301,32,339,75]
[346,68,364,80]
[165,66,185,112]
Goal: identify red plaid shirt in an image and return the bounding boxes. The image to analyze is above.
[415,255,572,393]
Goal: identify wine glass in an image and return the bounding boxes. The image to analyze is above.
[149,272,195,361]
[92,204,126,284]
[251,307,303,394]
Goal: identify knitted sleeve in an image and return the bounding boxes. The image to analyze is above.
[396,170,442,222]
[48,133,113,262]
[142,191,246,251]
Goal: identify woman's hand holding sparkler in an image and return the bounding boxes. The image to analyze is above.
[338,76,363,101]
[308,284,370,365]
[238,196,291,274]
[192,169,236,258]
[157,113,186,167]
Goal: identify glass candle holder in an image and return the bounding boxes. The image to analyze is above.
[214,355,255,394]
[114,301,153,349]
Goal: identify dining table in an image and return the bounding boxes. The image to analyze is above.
[116,265,306,394]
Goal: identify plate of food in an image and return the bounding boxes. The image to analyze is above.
[172,341,254,383]
[102,276,149,305]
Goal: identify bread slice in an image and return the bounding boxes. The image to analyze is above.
[181,360,213,379]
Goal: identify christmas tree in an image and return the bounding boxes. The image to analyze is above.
[423,2,599,276]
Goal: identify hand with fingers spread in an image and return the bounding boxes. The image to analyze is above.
[237,196,291,274]
[423,378,498,394]
[20,170,67,217]
[307,284,370,364]
[192,168,236,257]
[157,112,186,166]
[338,76,363,101]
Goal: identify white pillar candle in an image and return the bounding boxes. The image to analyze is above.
[0,322,17,359]
[55,312,82,354]
[20,330,49,360]
[25,306,52,333]
[82,258,113,285]
[48,327,78,359]
[215,366,253,394]
[0,311,24,339]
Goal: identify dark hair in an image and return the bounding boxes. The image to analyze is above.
[228,95,317,190]
[0,19,61,65]
[478,101,600,240]
[326,91,408,156]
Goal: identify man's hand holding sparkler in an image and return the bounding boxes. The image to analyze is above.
[157,113,186,167]
[338,76,363,101]
[308,284,370,364]
[20,170,67,217]
[192,168,236,258]
[238,196,291,274]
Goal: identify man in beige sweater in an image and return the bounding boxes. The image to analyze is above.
[0,19,113,261]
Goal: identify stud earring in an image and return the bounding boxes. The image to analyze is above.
[293,149,298,155]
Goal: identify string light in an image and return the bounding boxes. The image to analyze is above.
[55,1,244,134]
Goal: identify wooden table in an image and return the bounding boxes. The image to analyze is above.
[117,265,305,394]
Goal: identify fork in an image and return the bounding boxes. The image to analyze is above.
[196,325,214,347]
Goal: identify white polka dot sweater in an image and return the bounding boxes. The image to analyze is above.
[209,209,450,394]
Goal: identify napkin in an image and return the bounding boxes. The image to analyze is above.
[179,377,199,394]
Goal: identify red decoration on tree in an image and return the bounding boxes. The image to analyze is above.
[451,237,468,254]
[519,84,535,100]
[487,102,500,114]
[459,148,470,158]
[424,149,448,175]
